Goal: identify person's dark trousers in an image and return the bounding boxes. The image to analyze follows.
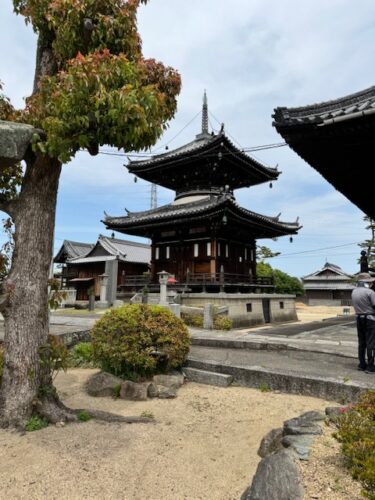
[366,319,375,371]
[356,316,367,369]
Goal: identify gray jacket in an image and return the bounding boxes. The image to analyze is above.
[352,285,375,320]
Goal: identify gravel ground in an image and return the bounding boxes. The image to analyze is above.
[0,368,337,500]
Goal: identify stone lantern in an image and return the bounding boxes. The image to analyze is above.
[158,270,169,306]
[97,273,109,308]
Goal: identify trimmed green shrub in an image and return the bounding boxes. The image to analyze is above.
[181,311,232,330]
[0,345,4,380]
[334,391,375,499]
[181,312,203,328]
[91,304,191,380]
[213,315,232,330]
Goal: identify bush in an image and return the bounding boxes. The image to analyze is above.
[181,312,232,330]
[213,315,232,330]
[0,345,4,380]
[181,312,203,328]
[91,304,191,380]
[334,391,375,499]
[71,342,95,366]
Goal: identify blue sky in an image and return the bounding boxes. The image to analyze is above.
[1,0,375,277]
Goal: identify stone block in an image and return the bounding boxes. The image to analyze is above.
[157,385,177,399]
[85,371,123,397]
[153,373,184,388]
[146,382,159,398]
[257,427,283,458]
[120,380,148,401]
[0,120,41,166]
[242,450,304,500]
[281,435,314,461]
[182,367,233,387]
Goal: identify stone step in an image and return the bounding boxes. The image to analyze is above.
[182,367,233,387]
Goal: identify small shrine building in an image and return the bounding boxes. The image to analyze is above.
[302,262,353,306]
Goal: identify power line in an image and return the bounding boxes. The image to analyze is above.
[265,242,359,259]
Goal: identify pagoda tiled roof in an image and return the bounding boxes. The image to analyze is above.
[104,194,300,237]
[273,85,375,127]
[127,132,279,189]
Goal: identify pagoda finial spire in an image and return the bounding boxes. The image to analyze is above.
[202,90,209,134]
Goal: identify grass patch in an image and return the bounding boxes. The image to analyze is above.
[77,410,91,422]
[25,416,49,432]
[140,411,154,419]
[259,383,271,393]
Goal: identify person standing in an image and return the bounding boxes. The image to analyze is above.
[351,273,375,372]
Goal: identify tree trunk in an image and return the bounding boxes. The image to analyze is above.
[0,154,62,428]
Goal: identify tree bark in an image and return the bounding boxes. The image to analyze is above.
[0,154,62,427]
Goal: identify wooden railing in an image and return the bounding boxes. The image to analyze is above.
[119,273,274,290]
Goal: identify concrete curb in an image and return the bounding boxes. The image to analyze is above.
[186,358,372,402]
[191,336,356,359]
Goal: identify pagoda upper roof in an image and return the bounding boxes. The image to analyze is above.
[127,131,279,192]
[103,194,301,240]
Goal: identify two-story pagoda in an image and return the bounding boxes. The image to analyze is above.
[104,94,301,292]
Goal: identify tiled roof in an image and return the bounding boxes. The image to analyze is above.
[128,132,279,180]
[304,283,354,290]
[68,235,150,265]
[273,85,375,126]
[302,262,353,281]
[54,240,93,263]
[128,133,213,168]
[104,194,300,234]
[96,235,151,264]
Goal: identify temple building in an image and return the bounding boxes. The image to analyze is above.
[273,85,375,219]
[302,262,353,306]
[54,235,150,303]
[104,93,301,295]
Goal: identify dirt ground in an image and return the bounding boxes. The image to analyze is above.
[295,302,354,323]
[0,368,340,500]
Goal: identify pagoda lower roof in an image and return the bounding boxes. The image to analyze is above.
[103,194,301,239]
[127,132,279,191]
[273,85,375,218]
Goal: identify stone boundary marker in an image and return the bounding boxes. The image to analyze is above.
[241,409,338,500]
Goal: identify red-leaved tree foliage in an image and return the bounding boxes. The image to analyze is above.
[0,0,181,428]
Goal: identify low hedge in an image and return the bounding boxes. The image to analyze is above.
[91,304,191,380]
[334,390,375,499]
[181,311,232,330]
